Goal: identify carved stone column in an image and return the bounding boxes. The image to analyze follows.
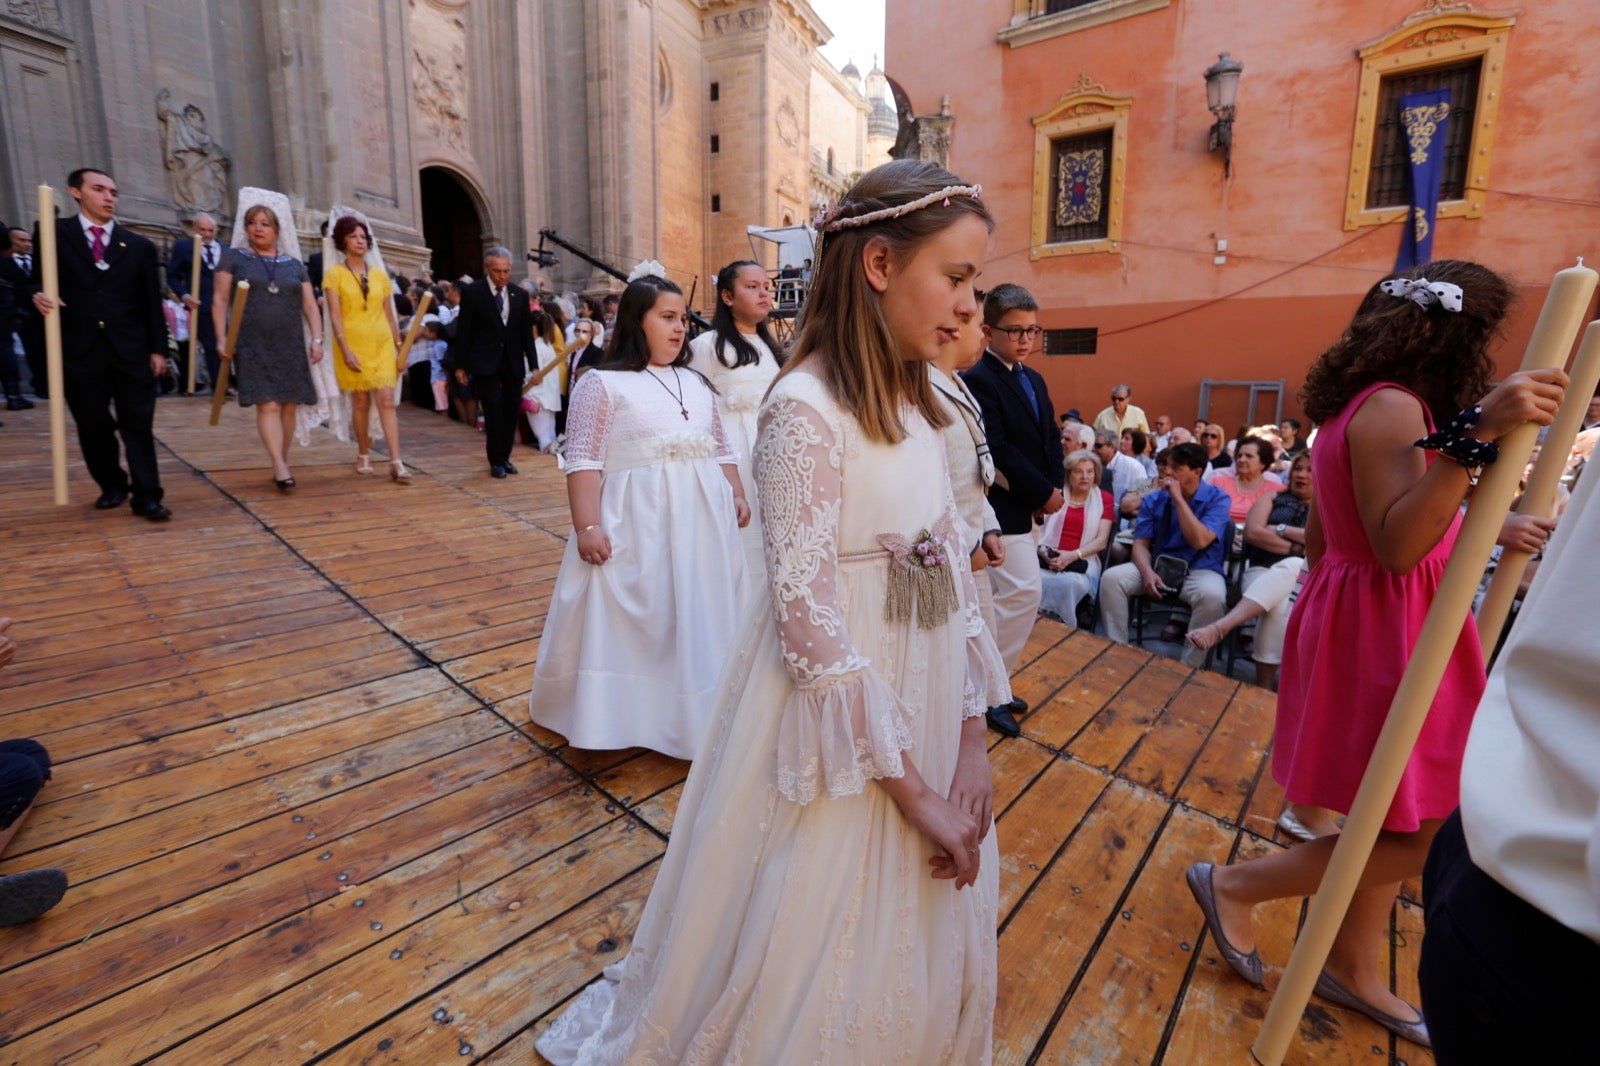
[260,0,327,226]
[584,0,656,288]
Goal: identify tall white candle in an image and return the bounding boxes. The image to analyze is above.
[37,184,68,506]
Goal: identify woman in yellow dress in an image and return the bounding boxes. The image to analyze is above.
[325,216,410,481]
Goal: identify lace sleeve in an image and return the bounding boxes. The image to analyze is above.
[563,372,611,473]
[707,390,737,466]
[754,394,915,804]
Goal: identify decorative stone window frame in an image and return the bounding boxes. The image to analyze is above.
[1342,3,1516,231]
[1030,77,1131,259]
[999,0,1171,49]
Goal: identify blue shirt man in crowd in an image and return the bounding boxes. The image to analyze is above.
[1099,442,1232,666]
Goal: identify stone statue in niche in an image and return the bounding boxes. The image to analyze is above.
[916,108,955,167]
[156,89,230,216]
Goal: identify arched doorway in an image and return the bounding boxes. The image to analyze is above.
[419,166,485,281]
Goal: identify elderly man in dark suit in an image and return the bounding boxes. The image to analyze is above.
[961,283,1063,735]
[167,211,223,393]
[30,168,171,519]
[450,247,535,478]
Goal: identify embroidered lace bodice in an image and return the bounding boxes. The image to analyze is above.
[755,372,1008,803]
[564,367,736,473]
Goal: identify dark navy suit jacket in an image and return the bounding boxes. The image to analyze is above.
[961,349,1063,535]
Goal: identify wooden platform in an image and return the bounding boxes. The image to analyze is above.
[0,397,1432,1064]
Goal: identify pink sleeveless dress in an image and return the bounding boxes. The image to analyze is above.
[1273,382,1485,832]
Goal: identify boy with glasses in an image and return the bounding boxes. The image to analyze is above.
[962,283,1062,736]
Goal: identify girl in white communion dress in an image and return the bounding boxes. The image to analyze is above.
[686,258,784,587]
[528,270,750,761]
[537,160,1010,1066]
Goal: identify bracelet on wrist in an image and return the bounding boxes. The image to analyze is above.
[575,523,601,536]
[1432,449,1485,486]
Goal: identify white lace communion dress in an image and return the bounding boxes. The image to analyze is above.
[529,366,749,760]
[536,370,1011,1065]
[686,330,781,588]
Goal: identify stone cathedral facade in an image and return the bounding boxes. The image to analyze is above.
[0,0,903,300]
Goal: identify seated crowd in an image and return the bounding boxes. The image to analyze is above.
[1044,388,1583,691]
[1046,398,1313,685]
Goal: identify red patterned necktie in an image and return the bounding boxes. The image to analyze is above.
[89,226,106,263]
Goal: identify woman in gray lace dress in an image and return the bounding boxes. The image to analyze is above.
[213,205,324,490]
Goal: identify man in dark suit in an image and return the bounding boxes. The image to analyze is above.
[29,168,172,519]
[961,283,1063,735]
[450,247,535,478]
[166,211,222,393]
[0,227,40,406]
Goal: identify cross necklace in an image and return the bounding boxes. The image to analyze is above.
[646,365,689,420]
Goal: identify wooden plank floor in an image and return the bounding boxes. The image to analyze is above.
[0,396,1432,1065]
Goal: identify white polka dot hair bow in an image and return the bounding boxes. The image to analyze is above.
[1379,277,1464,312]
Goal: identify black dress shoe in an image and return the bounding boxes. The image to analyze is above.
[6,396,34,410]
[985,705,1022,738]
[489,465,507,479]
[1008,697,1029,714]
[502,460,518,475]
[0,868,69,926]
[131,500,172,521]
[94,490,129,510]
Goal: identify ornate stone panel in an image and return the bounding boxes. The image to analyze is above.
[410,0,469,155]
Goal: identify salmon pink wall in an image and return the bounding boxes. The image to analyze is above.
[886,0,1600,426]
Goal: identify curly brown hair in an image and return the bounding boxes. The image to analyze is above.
[1299,259,1512,426]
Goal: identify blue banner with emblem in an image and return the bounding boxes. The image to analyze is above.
[1394,88,1452,271]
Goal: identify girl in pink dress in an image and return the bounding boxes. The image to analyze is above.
[1185,260,1567,1049]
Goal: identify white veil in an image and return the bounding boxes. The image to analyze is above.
[230,187,303,260]
[294,203,394,446]
[231,187,328,438]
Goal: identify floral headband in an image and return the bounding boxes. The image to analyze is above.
[812,184,983,235]
[1380,276,1464,312]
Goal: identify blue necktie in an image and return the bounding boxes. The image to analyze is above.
[1017,367,1040,422]
[495,288,505,315]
